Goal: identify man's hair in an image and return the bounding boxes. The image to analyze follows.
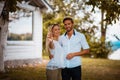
[63,17,74,23]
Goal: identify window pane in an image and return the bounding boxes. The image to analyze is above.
[8,11,33,41]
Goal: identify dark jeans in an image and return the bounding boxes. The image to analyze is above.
[61,66,81,80]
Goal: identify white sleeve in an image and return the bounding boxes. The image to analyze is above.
[80,34,89,49]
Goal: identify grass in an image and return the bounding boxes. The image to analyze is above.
[82,58,120,80]
[0,58,120,80]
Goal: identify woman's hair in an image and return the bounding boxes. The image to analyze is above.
[45,24,59,53]
[51,24,60,32]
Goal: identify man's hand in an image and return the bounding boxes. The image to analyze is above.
[66,53,74,60]
[49,54,54,59]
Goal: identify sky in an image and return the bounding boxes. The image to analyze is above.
[106,22,120,42]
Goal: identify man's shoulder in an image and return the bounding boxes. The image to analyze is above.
[75,30,84,36]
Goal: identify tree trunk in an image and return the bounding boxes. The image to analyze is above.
[100,8,108,58]
[0,1,6,72]
[101,9,105,44]
[0,1,4,14]
[0,19,9,72]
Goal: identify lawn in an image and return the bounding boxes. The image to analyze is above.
[82,58,120,80]
[0,58,120,80]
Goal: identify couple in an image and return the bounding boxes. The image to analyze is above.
[46,17,90,80]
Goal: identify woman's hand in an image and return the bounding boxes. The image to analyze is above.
[47,32,53,42]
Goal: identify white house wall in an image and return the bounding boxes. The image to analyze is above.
[32,8,43,60]
[4,8,43,67]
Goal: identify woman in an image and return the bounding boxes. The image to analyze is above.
[46,24,65,80]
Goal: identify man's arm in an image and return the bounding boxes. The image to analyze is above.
[66,49,89,60]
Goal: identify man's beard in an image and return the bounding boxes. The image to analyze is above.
[67,28,73,32]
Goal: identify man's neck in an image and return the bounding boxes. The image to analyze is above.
[67,29,74,39]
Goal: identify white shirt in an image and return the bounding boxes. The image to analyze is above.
[47,40,65,70]
[59,29,89,68]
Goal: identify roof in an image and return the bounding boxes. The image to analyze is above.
[17,0,53,12]
[28,0,53,11]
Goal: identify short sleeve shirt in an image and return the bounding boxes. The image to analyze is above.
[59,29,89,68]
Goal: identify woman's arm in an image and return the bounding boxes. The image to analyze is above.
[49,40,54,49]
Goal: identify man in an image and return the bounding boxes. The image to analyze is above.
[59,17,89,80]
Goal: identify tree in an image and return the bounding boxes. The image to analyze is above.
[113,34,120,40]
[43,0,99,57]
[86,0,120,37]
[43,0,114,58]
[86,0,120,57]
[43,0,87,49]
[0,0,6,72]
[0,0,22,72]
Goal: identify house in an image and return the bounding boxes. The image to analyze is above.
[4,0,52,67]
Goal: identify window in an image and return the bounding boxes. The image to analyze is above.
[8,11,33,41]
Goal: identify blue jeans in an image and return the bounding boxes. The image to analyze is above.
[62,66,81,80]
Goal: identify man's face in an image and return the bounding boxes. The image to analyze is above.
[63,20,73,32]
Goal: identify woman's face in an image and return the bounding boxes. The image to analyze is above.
[52,25,60,37]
